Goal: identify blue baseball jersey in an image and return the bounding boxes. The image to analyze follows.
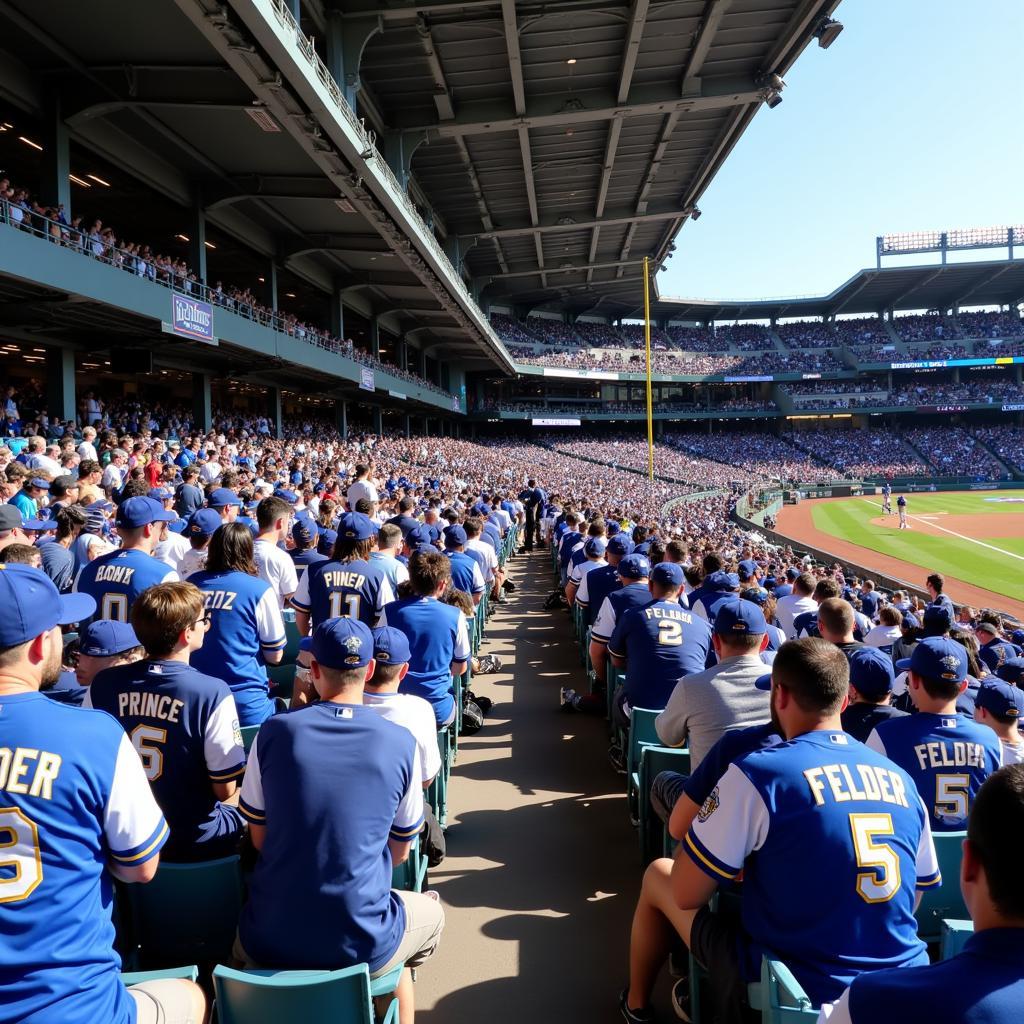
[682,722,782,806]
[291,557,394,629]
[444,550,484,595]
[290,547,329,583]
[607,600,713,709]
[793,610,820,638]
[188,568,287,727]
[591,581,654,644]
[576,563,622,626]
[482,521,502,550]
[381,596,471,725]
[865,712,1002,831]
[74,547,177,625]
[238,703,423,971]
[0,692,167,1024]
[685,730,935,1005]
[979,637,1019,673]
[859,592,879,619]
[86,659,246,862]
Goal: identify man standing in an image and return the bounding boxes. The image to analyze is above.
[897,494,908,529]
[925,573,955,618]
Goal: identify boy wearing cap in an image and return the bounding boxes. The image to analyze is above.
[291,518,329,582]
[74,496,179,627]
[866,637,1002,831]
[654,599,771,769]
[576,535,629,626]
[9,475,48,520]
[253,496,299,609]
[152,488,190,570]
[443,524,486,606]
[47,619,145,706]
[0,566,207,1023]
[179,507,221,577]
[87,582,246,862]
[208,486,242,524]
[370,522,410,591]
[840,647,907,743]
[236,617,443,1024]
[974,672,1024,765]
[565,534,608,607]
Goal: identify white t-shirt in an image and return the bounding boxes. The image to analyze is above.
[178,547,209,579]
[346,478,378,509]
[254,538,299,608]
[363,690,443,784]
[863,624,902,648]
[199,461,222,485]
[466,537,498,582]
[1000,737,1024,765]
[155,530,190,572]
[775,593,817,639]
[77,439,98,462]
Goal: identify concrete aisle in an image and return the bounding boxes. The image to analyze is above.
[417,550,654,1023]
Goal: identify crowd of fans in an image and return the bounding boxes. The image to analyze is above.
[665,430,840,483]
[788,428,931,478]
[974,425,1024,472]
[903,427,1010,479]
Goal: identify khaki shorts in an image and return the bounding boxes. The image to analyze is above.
[128,979,202,1024]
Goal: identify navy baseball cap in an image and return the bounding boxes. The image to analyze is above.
[1011,629,1024,647]
[406,525,433,548]
[714,599,767,638]
[584,536,608,558]
[705,570,736,591]
[292,520,316,546]
[901,612,920,629]
[317,528,337,555]
[896,636,968,683]
[273,488,298,504]
[0,564,95,645]
[339,511,378,541]
[618,554,651,580]
[606,522,621,537]
[79,620,140,657]
[300,617,374,670]
[847,647,895,699]
[22,517,57,532]
[371,626,411,665]
[116,496,175,529]
[87,499,114,513]
[208,488,242,509]
[922,605,953,636]
[443,524,468,548]
[785,568,799,581]
[976,679,1024,720]
[764,575,777,589]
[29,477,50,491]
[148,487,173,501]
[741,586,770,607]
[738,558,759,577]
[995,657,1024,686]
[607,536,633,557]
[0,506,23,531]
[188,508,222,538]
[651,562,684,587]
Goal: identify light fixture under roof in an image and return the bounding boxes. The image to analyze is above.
[175,233,190,242]
[285,292,296,298]
[204,241,216,249]
[566,58,577,65]
[69,174,91,188]
[86,174,111,187]
[334,198,356,214]
[18,136,42,151]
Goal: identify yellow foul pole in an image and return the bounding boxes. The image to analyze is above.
[643,256,654,482]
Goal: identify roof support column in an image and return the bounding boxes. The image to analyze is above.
[46,347,75,425]
[369,316,380,359]
[39,93,70,217]
[330,290,345,339]
[326,12,382,110]
[266,386,283,440]
[404,413,411,438]
[267,260,279,313]
[192,372,212,434]
[373,406,383,435]
[188,199,207,285]
[336,399,348,438]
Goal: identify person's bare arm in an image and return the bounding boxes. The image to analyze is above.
[668,793,700,841]
[249,823,266,851]
[388,837,412,865]
[108,855,160,884]
[294,609,311,637]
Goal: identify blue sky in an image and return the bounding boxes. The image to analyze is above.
[658,0,1024,304]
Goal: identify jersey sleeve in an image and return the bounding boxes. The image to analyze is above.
[204,692,246,783]
[914,803,942,890]
[279,556,298,598]
[375,576,395,620]
[290,567,312,612]
[863,729,886,757]
[471,563,485,595]
[816,990,853,1024]
[683,764,769,883]
[238,736,265,825]
[390,756,425,843]
[420,707,443,783]
[576,569,591,607]
[691,599,709,622]
[395,561,410,586]
[590,597,616,643]
[103,732,169,868]
[160,568,180,584]
[256,589,287,652]
[453,612,471,662]
[568,561,584,586]
[607,610,631,660]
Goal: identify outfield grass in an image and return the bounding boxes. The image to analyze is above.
[809,492,1024,604]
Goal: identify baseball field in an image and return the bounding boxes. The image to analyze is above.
[776,491,1024,619]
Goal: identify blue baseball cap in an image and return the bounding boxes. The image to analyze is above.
[584,536,608,558]
[115,496,176,529]
[785,568,799,581]
[0,564,95,645]
[995,657,1024,686]
[299,616,374,670]
[976,679,1024,720]
[896,636,967,683]
[87,499,114,513]
[1010,629,1024,647]
[901,612,920,629]
[28,477,50,491]
[618,554,651,580]
[606,522,620,537]
[406,525,433,548]
[651,562,684,587]
[371,626,411,665]
[207,488,242,509]
[338,511,378,541]
[79,620,140,657]
[607,536,633,557]
[738,558,759,577]
[273,488,298,504]
[741,586,770,606]
[147,487,173,501]
[292,520,316,546]
[714,598,767,637]
[22,517,57,531]
[443,524,468,548]
[922,605,953,636]
[188,508,222,538]
[705,570,736,591]
[847,647,896,698]
[317,528,337,555]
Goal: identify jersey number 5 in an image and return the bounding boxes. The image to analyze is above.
[850,812,900,904]
[0,807,43,904]
[935,774,969,823]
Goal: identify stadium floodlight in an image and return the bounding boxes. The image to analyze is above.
[765,90,783,109]
[688,206,702,221]
[814,17,844,49]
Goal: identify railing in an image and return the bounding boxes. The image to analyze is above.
[0,198,456,403]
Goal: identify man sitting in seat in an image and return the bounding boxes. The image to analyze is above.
[236,617,444,1024]
[819,763,1024,1023]
[46,619,144,706]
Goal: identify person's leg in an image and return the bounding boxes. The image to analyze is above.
[650,770,689,825]
[128,978,208,1024]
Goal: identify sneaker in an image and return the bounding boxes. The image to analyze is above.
[560,687,578,711]
[670,979,692,1022]
[619,987,656,1024]
[503,579,517,593]
[477,653,503,674]
[608,744,627,774]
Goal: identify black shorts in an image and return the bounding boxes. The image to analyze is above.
[689,903,757,1024]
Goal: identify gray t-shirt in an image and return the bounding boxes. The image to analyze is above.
[655,654,772,769]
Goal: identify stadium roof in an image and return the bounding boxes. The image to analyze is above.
[355,0,842,314]
[641,257,1024,322]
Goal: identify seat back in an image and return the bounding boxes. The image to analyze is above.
[213,964,378,1024]
[282,608,302,662]
[126,855,244,967]
[756,956,818,1023]
[915,831,968,941]
[626,708,662,780]
[637,745,691,863]
[241,725,260,753]
[940,919,973,960]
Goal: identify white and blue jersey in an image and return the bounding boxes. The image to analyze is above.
[607,599,713,709]
[290,547,329,583]
[591,582,654,645]
[866,712,1002,831]
[237,704,423,971]
[74,547,178,625]
[86,659,246,862]
[291,557,394,629]
[576,563,622,626]
[684,731,937,1006]
[0,692,167,1024]
[189,568,287,726]
[445,550,485,596]
[381,596,470,725]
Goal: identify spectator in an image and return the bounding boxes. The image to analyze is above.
[290,518,328,582]
[369,522,409,592]
[253,495,298,609]
[973,677,1024,765]
[47,619,144,707]
[840,646,907,742]
[863,605,903,648]
[179,508,220,577]
[775,572,816,638]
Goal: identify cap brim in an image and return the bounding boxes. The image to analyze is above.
[754,672,772,691]
[298,637,314,653]
[57,593,96,626]
[23,519,57,530]
[894,658,913,672]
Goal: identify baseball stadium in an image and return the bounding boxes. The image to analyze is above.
[1,1,1022,1023]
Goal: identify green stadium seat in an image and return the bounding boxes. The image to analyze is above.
[282,608,301,663]
[119,855,244,968]
[940,918,973,959]
[241,725,260,754]
[625,708,661,821]
[748,955,818,1022]
[428,730,449,829]
[121,965,199,985]
[391,834,428,893]
[636,745,690,864]
[212,962,403,1024]
[266,661,295,697]
[915,831,968,942]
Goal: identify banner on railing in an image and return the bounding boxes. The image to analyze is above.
[359,366,375,392]
[531,418,581,427]
[724,374,772,383]
[1003,403,1024,412]
[171,294,214,343]
[388,390,406,400]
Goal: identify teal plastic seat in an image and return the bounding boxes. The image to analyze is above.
[429,728,450,829]
[213,963,403,1024]
[636,745,690,863]
[241,724,260,754]
[749,956,818,1022]
[121,965,199,985]
[915,831,968,942]
[625,708,661,819]
[940,918,973,959]
[282,608,301,662]
[120,855,243,968]
[391,835,428,893]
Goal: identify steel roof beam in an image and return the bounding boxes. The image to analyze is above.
[886,269,946,310]
[952,264,1015,306]
[491,257,646,280]
[682,0,731,89]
